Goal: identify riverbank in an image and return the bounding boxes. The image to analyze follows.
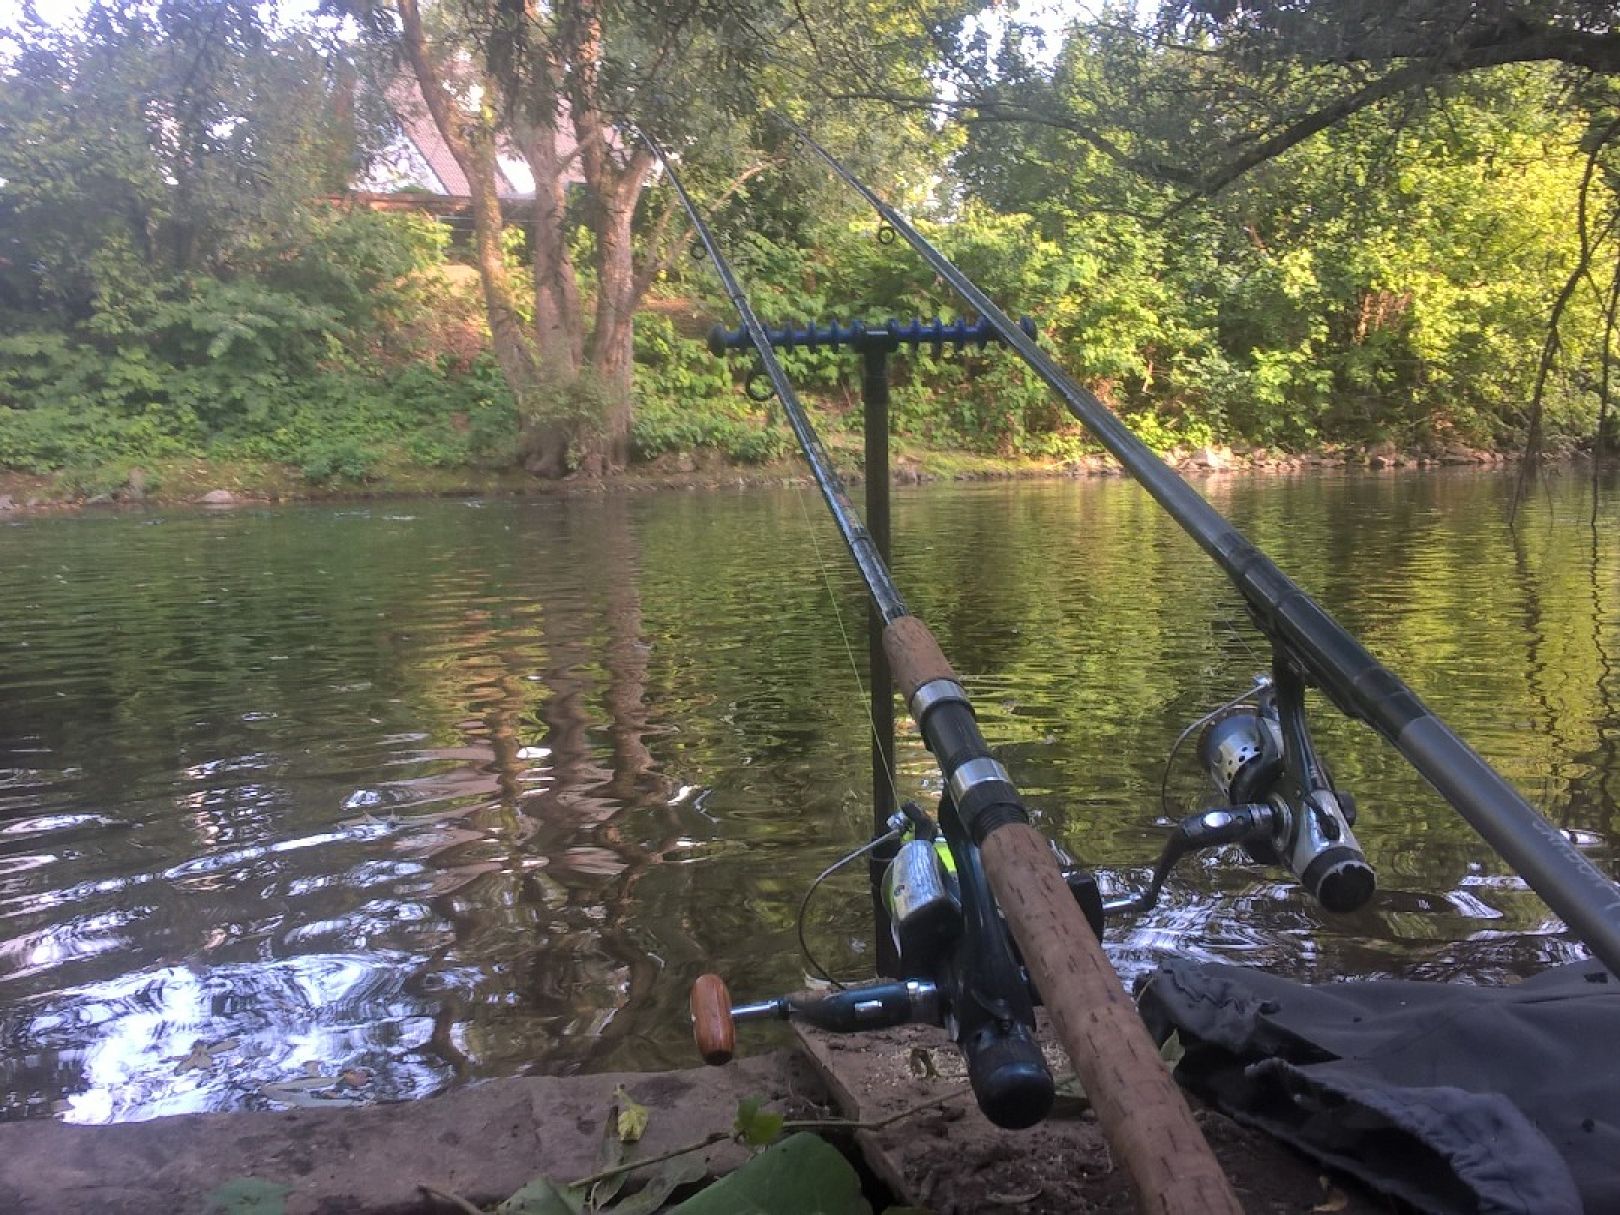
[0,436,1527,515]
[0,1039,1378,1215]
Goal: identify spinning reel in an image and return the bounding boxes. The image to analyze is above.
[1109,661,1375,918]
[692,798,1102,1131]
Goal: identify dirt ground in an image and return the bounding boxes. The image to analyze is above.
[795,1019,1387,1215]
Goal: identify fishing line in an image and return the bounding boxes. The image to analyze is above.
[790,478,903,813]
[779,116,1620,975]
[641,129,906,980]
[796,823,904,989]
[786,487,906,976]
[774,290,904,986]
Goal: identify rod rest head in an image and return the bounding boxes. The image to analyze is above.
[707,316,1038,357]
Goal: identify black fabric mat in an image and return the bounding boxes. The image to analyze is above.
[1139,959,1620,1214]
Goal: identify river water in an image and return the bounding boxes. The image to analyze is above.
[0,469,1616,1123]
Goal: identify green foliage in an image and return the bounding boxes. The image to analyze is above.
[297,437,378,485]
[206,1177,291,1215]
[498,1177,587,1215]
[0,2,514,483]
[944,32,1609,452]
[641,25,1609,462]
[1,0,1612,480]
[669,1134,868,1215]
[731,1097,785,1148]
[629,313,789,464]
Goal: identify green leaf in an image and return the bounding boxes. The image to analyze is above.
[206,1177,291,1215]
[731,1097,785,1148]
[670,1134,869,1215]
[614,1084,650,1144]
[590,1094,629,1210]
[498,1177,586,1215]
[1159,1030,1186,1070]
[608,1156,707,1215]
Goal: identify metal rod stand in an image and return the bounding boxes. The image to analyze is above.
[864,344,899,977]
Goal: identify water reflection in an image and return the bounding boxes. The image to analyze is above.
[0,470,1616,1121]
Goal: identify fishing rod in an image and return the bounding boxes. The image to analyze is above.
[641,130,1245,1213]
[783,117,1620,978]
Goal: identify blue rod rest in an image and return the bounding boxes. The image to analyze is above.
[707,315,1038,358]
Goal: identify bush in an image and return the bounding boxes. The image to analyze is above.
[299,437,378,484]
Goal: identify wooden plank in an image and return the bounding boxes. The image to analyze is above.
[0,1053,824,1215]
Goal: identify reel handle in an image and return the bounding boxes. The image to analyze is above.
[690,973,736,1065]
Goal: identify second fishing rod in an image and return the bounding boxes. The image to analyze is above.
[779,116,1620,979]
[641,129,1244,1215]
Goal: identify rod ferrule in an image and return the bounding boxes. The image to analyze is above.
[909,677,971,728]
[949,757,1028,840]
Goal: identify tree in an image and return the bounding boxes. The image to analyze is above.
[0,0,502,477]
[859,4,1620,470]
[0,0,359,322]
[352,0,987,476]
[1136,2,1619,198]
[1150,1,1620,481]
[358,0,772,475]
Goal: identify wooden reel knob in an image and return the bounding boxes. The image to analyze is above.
[690,973,736,1065]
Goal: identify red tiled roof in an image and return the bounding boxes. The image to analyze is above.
[384,76,587,200]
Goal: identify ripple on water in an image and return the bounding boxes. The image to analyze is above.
[0,473,1615,1120]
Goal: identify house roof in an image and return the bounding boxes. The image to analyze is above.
[372,75,588,202]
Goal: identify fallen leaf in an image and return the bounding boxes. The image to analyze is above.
[589,1095,628,1209]
[610,1156,706,1215]
[667,1134,865,1214]
[264,1075,331,1092]
[1050,1070,1091,1118]
[907,1047,938,1079]
[497,1177,585,1215]
[207,1177,291,1214]
[1158,1031,1185,1069]
[614,1084,649,1143]
[174,1042,214,1075]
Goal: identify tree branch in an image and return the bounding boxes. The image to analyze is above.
[633,156,779,300]
[1179,19,1620,199]
[820,88,1199,187]
[1511,127,1620,520]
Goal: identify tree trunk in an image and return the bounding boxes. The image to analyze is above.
[517,88,583,479]
[590,192,638,470]
[523,73,583,374]
[401,0,676,477]
[564,0,655,472]
[396,0,577,477]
